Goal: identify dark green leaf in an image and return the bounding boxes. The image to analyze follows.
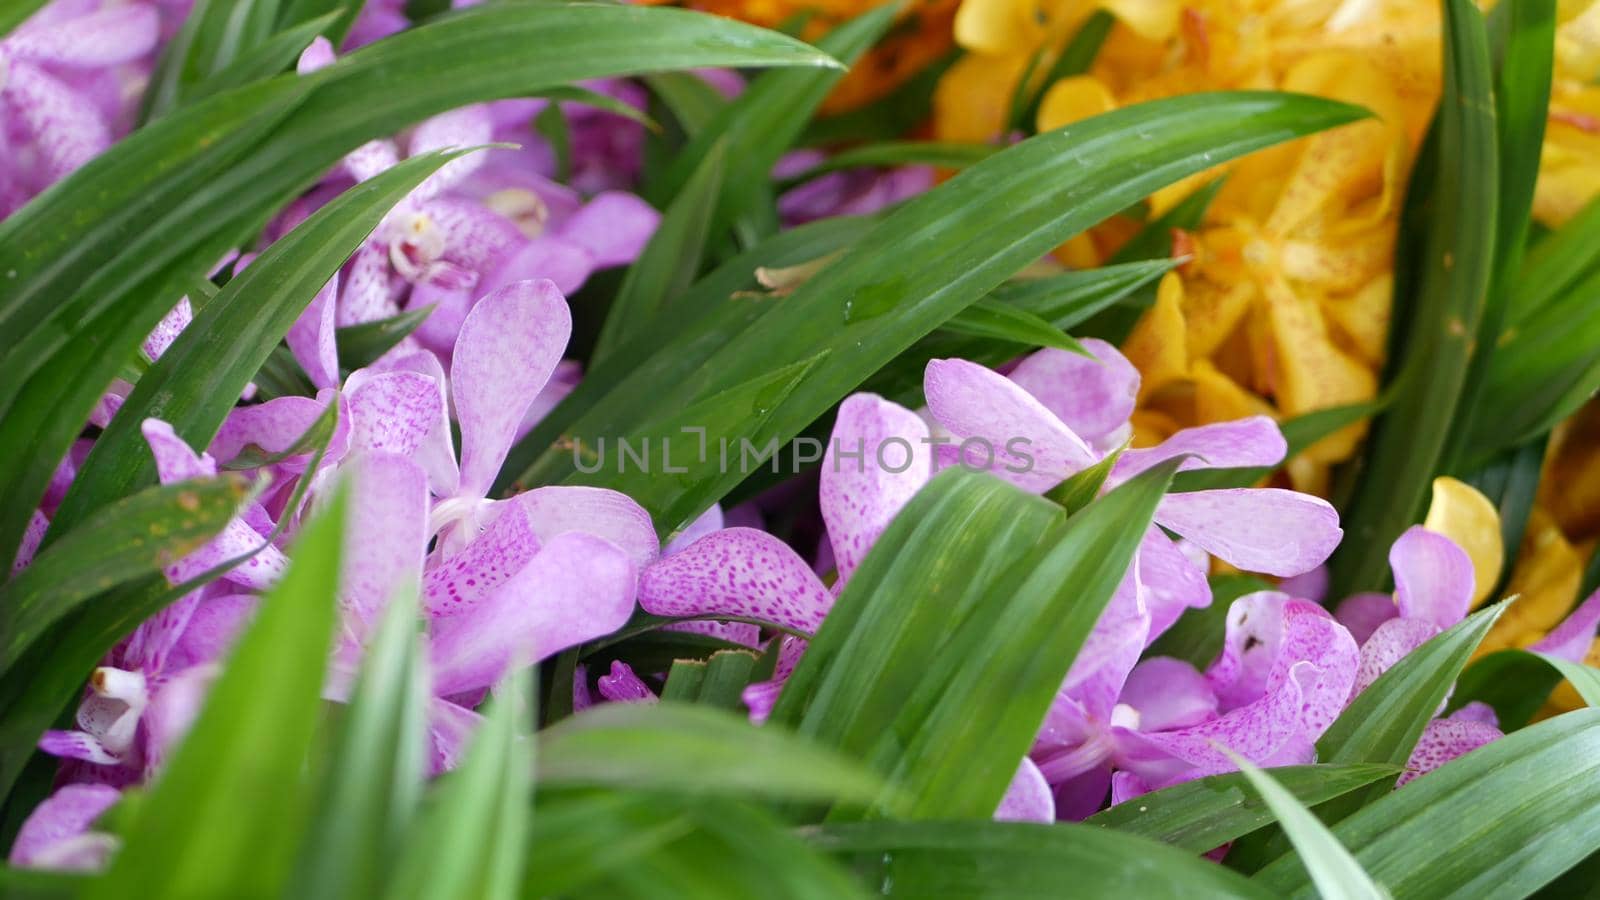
[141,0,286,121]
[1450,647,1565,730]
[532,85,659,131]
[942,297,1087,355]
[335,306,435,371]
[1328,0,1499,595]
[1087,764,1399,853]
[813,821,1275,899]
[1044,444,1123,513]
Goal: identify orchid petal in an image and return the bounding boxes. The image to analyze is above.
[1007,341,1139,444]
[1121,657,1217,731]
[556,191,661,268]
[38,730,119,766]
[1154,488,1341,577]
[924,357,1097,490]
[210,394,346,472]
[665,505,723,556]
[141,665,216,775]
[380,350,459,495]
[995,757,1055,823]
[1352,617,1440,699]
[1529,588,1600,663]
[4,60,110,184]
[429,532,636,695]
[451,279,571,497]
[1138,528,1212,644]
[422,501,540,618]
[166,593,255,670]
[1113,416,1287,483]
[13,509,48,573]
[336,242,397,328]
[515,485,659,569]
[637,527,832,633]
[341,453,428,639]
[1397,716,1502,787]
[348,371,442,458]
[1390,526,1474,629]
[479,235,595,297]
[597,660,657,704]
[6,784,120,870]
[820,394,932,579]
[286,277,340,389]
[427,698,483,776]
[6,5,159,67]
[408,106,494,198]
[1333,591,1398,646]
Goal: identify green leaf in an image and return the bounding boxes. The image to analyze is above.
[942,297,1088,355]
[179,10,346,109]
[289,586,428,900]
[335,306,436,372]
[0,0,48,37]
[50,150,463,543]
[0,475,249,671]
[696,649,760,710]
[649,4,897,232]
[1044,444,1123,514]
[536,702,887,805]
[1255,710,1600,899]
[0,2,839,569]
[812,821,1275,899]
[1510,194,1600,324]
[90,487,347,900]
[1462,434,1547,597]
[779,140,996,186]
[532,85,660,131]
[1328,0,1499,595]
[1013,9,1114,133]
[1449,647,1565,730]
[1440,0,1555,472]
[140,0,286,121]
[1225,753,1388,900]
[386,672,533,900]
[644,71,730,137]
[221,397,340,471]
[593,140,727,363]
[1087,764,1400,853]
[508,92,1368,532]
[1534,653,1600,707]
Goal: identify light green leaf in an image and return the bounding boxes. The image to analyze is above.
[942,297,1087,355]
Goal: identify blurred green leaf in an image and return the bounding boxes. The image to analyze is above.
[533,85,659,131]
[942,297,1087,355]
[1087,764,1399,853]
[290,587,428,900]
[1255,710,1600,899]
[1462,434,1547,597]
[813,821,1274,898]
[0,0,48,37]
[91,487,347,900]
[1450,647,1565,730]
[1329,0,1499,595]
[387,672,532,900]
[141,0,287,121]
[780,140,996,186]
[536,702,887,805]
[0,475,248,672]
[1510,194,1600,324]
[1226,753,1387,900]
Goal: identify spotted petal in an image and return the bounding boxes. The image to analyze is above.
[1113,416,1287,483]
[820,394,931,579]
[556,191,661,268]
[347,370,443,459]
[340,453,428,640]
[451,279,571,497]
[637,528,832,633]
[422,501,541,618]
[6,784,120,870]
[515,485,659,570]
[924,357,1096,491]
[429,532,637,695]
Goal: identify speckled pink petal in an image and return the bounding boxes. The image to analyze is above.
[1121,657,1217,732]
[421,502,541,618]
[1390,526,1473,629]
[343,138,402,183]
[1334,592,1398,646]
[515,485,659,569]
[340,453,427,640]
[428,698,483,776]
[1138,528,1211,644]
[142,418,216,481]
[13,509,48,574]
[1154,488,1341,577]
[995,757,1055,823]
[120,593,200,673]
[348,371,442,458]
[1529,587,1600,663]
[597,660,658,704]
[451,279,571,497]
[820,394,931,579]
[142,298,192,361]
[423,198,525,274]
[663,619,761,646]
[924,357,1097,491]
[637,527,832,634]
[166,593,255,670]
[1270,601,1358,736]
[1113,416,1286,484]
[664,504,723,556]
[479,235,594,297]
[380,350,459,495]
[5,60,111,184]
[286,276,340,388]
[557,191,661,268]
[409,106,494,199]
[337,242,398,327]
[1007,340,1139,445]
[742,680,783,724]
[1063,567,1149,722]
[6,783,121,870]
[429,532,636,695]
[38,730,119,766]
[1397,716,1502,787]
[1352,617,1440,699]
[7,4,159,66]
[408,281,474,353]
[1206,591,1292,710]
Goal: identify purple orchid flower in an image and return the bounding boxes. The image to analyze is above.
[773,149,935,226]
[0,2,162,216]
[7,783,121,870]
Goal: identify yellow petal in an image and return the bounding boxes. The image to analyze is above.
[1121,272,1190,400]
[1320,273,1392,369]
[1258,271,1376,462]
[1100,0,1183,42]
[1422,476,1505,608]
[933,53,1029,143]
[1035,74,1117,132]
[954,0,1043,55]
[1178,274,1254,360]
[1476,508,1583,657]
